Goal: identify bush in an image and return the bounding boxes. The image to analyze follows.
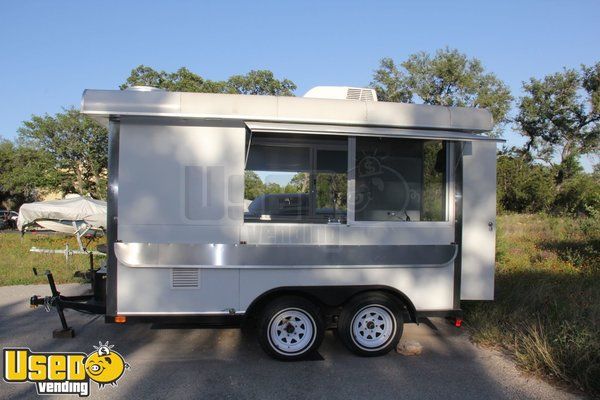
[497,155,556,213]
[553,174,600,215]
[496,152,600,217]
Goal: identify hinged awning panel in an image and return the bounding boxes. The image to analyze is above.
[245,122,504,142]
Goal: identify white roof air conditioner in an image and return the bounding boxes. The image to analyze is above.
[303,86,378,102]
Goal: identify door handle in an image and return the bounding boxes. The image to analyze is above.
[488,221,494,231]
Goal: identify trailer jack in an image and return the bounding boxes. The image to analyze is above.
[30,268,105,338]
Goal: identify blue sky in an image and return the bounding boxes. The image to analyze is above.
[1,1,598,167]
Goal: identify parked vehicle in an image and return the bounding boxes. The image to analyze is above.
[245,193,347,223]
[0,210,18,230]
[31,86,500,360]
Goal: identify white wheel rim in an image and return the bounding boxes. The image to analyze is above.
[268,308,316,356]
[351,305,396,351]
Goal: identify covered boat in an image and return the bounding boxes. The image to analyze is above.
[17,194,107,233]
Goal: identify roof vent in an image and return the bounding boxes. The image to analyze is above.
[303,86,378,101]
[125,85,166,92]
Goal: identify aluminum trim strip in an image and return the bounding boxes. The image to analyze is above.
[115,243,458,269]
[106,120,119,317]
[119,311,246,316]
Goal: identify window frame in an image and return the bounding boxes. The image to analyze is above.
[244,132,455,228]
[244,134,348,224]
[347,137,455,227]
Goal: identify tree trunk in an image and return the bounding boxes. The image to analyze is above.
[556,141,574,186]
[90,161,101,199]
[73,164,85,195]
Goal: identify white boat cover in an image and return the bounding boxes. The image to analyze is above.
[17,195,107,231]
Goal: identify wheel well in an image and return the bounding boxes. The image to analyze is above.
[244,289,324,322]
[244,286,418,323]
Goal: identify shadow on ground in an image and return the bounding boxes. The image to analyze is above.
[0,284,582,400]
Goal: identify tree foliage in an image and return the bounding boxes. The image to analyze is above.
[370,58,412,103]
[227,70,296,96]
[497,150,556,213]
[120,66,228,93]
[244,171,347,213]
[316,173,347,211]
[371,48,513,135]
[244,172,308,200]
[0,139,62,208]
[17,108,108,199]
[553,173,600,215]
[121,65,296,96]
[244,171,264,200]
[515,63,600,181]
[497,148,600,215]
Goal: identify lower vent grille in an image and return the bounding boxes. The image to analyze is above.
[172,268,199,288]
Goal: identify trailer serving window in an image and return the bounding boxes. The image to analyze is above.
[245,134,347,223]
[353,137,447,222]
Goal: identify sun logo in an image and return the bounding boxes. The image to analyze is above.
[84,342,129,388]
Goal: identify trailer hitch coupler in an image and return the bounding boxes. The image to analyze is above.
[29,295,50,310]
[30,295,40,308]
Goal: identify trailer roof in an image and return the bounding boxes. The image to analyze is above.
[81,89,495,134]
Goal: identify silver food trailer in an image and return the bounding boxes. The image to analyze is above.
[31,86,500,360]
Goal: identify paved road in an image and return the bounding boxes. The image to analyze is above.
[0,284,582,400]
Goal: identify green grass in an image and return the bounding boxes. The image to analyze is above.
[465,214,600,396]
[0,231,105,286]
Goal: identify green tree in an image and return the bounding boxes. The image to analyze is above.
[244,171,264,200]
[121,65,296,96]
[422,142,445,221]
[0,139,62,208]
[496,149,556,213]
[371,48,513,135]
[515,63,600,182]
[120,66,227,93]
[316,173,347,211]
[370,58,412,103]
[263,182,284,194]
[17,108,108,199]
[289,172,310,192]
[227,70,296,96]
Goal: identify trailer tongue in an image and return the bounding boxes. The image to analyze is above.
[29,265,106,338]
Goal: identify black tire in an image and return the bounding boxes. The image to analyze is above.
[257,296,325,361]
[337,292,403,357]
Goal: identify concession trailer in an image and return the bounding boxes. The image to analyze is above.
[31,85,501,360]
